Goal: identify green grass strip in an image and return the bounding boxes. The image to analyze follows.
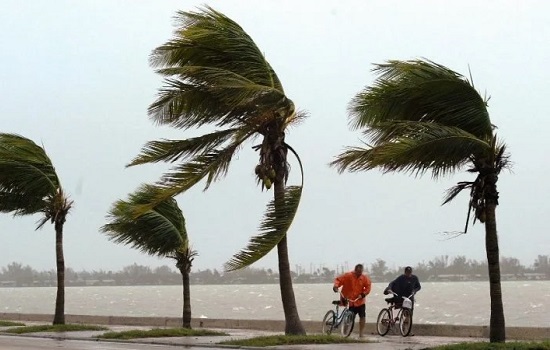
[5,324,108,334]
[97,327,228,340]
[428,341,550,350]
[0,320,25,327]
[220,334,368,347]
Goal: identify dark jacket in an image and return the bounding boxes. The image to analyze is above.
[385,274,421,298]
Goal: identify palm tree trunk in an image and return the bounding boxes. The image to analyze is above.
[181,269,192,328]
[53,220,65,325]
[485,201,505,342]
[274,180,305,335]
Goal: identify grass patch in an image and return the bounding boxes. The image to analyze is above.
[219,334,367,347]
[428,341,550,350]
[5,324,108,334]
[0,320,25,327]
[97,328,228,340]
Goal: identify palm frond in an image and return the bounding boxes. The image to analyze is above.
[224,185,302,271]
[148,79,228,128]
[0,133,57,168]
[331,122,491,178]
[442,181,474,205]
[285,109,308,129]
[0,161,60,201]
[349,59,493,139]
[128,128,238,166]
[0,133,62,217]
[152,6,283,91]
[494,137,511,173]
[158,140,245,193]
[0,190,46,216]
[101,184,187,257]
[131,139,247,217]
[225,145,304,271]
[148,6,289,129]
[173,244,198,273]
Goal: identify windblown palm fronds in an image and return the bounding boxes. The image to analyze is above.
[331,59,510,342]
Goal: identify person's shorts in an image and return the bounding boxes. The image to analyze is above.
[348,304,366,318]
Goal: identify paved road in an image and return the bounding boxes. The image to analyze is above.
[0,336,227,350]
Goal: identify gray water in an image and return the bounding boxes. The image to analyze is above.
[0,281,548,327]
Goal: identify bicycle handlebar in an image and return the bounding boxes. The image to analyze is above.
[339,292,362,302]
[389,291,415,299]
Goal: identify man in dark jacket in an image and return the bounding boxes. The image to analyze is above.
[383,266,421,310]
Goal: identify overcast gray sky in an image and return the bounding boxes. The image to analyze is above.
[0,0,548,273]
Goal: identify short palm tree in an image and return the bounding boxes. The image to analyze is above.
[0,133,73,325]
[101,184,197,328]
[128,6,306,335]
[331,59,510,343]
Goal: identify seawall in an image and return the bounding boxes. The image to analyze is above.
[0,313,548,340]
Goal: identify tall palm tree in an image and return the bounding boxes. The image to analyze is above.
[127,6,306,335]
[0,133,73,325]
[331,59,510,343]
[101,184,197,328]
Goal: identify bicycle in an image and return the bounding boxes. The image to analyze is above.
[321,293,360,337]
[376,291,414,337]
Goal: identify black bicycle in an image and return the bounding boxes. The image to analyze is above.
[321,293,360,337]
[376,291,414,337]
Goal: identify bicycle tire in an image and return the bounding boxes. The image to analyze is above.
[322,310,336,335]
[376,308,391,336]
[340,310,355,337]
[399,308,413,336]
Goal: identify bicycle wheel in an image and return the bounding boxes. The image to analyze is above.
[399,308,413,336]
[322,310,336,334]
[376,308,391,336]
[340,310,355,337]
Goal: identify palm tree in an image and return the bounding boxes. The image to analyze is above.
[0,133,73,325]
[101,184,197,328]
[331,59,510,342]
[127,6,306,335]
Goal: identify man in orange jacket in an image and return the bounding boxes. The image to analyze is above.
[333,263,372,338]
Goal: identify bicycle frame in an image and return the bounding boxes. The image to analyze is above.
[322,293,361,337]
[376,292,414,337]
[332,300,348,326]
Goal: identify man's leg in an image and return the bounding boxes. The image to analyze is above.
[358,304,366,337]
[410,298,415,336]
[359,317,366,337]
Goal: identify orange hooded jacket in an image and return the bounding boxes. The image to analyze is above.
[333,271,372,307]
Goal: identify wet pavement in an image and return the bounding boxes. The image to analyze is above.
[0,323,487,349]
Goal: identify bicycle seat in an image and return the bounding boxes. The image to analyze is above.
[332,300,341,305]
[384,298,394,303]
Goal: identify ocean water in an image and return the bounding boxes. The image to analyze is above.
[0,281,547,327]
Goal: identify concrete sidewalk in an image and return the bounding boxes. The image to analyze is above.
[0,323,487,349]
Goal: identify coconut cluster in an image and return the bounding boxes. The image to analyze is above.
[255,164,276,190]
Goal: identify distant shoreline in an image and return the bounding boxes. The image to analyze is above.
[1,276,548,288]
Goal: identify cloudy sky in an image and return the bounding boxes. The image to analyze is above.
[0,0,548,273]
